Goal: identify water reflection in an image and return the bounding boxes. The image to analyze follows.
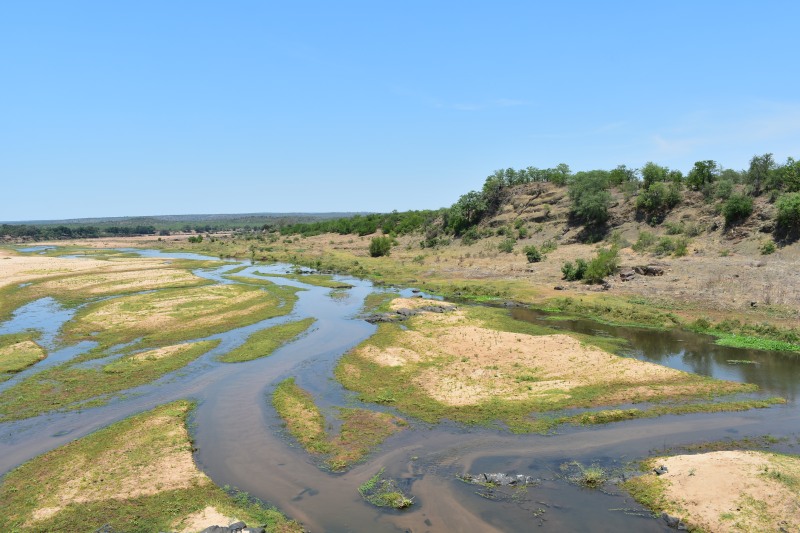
[511,308,800,401]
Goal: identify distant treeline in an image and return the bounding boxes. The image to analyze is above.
[0,213,355,241]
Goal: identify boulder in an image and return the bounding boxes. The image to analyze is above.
[634,265,665,276]
[619,269,635,282]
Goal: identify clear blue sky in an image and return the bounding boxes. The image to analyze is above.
[2,1,799,221]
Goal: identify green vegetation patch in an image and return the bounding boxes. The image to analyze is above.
[254,270,354,289]
[62,283,299,351]
[690,318,800,353]
[0,331,45,381]
[0,340,219,422]
[540,296,681,329]
[358,468,413,509]
[219,318,316,363]
[530,398,785,433]
[0,400,300,533]
[272,378,405,471]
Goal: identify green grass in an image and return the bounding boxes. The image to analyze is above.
[61,283,299,353]
[0,400,301,533]
[526,398,786,432]
[254,270,353,289]
[690,319,800,353]
[335,305,757,433]
[0,340,219,422]
[538,297,681,329]
[0,332,45,380]
[219,318,316,363]
[358,468,413,509]
[271,378,404,471]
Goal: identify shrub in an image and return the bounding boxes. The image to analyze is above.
[568,172,611,228]
[632,231,657,253]
[776,192,800,236]
[187,235,203,243]
[653,237,675,256]
[561,259,588,281]
[497,238,516,253]
[760,240,776,255]
[722,194,754,226]
[523,245,543,263]
[540,239,558,253]
[636,182,681,223]
[584,246,619,284]
[369,236,392,257]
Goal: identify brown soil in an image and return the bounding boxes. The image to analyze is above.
[648,451,800,532]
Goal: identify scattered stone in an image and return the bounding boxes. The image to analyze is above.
[554,285,566,291]
[653,465,669,475]
[364,304,455,323]
[634,265,665,276]
[619,269,635,281]
[199,522,265,533]
[460,472,539,486]
[661,511,687,530]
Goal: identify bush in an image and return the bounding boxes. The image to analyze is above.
[722,194,754,226]
[187,235,203,243]
[523,245,543,263]
[498,238,516,253]
[760,240,776,255]
[561,259,588,281]
[776,192,800,236]
[636,182,681,223]
[632,231,657,253]
[584,246,619,284]
[540,239,558,253]
[369,236,392,257]
[568,173,611,228]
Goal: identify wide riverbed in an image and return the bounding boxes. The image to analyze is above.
[1,249,798,532]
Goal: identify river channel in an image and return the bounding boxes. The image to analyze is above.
[1,249,798,532]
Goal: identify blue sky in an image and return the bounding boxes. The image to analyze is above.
[2,1,799,221]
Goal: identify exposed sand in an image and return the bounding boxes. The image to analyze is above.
[648,451,800,532]
[0,248,201,292]
[128,343,197,362]
[29,407,210,523]
[355,299,698,407]
[176,506,235,533]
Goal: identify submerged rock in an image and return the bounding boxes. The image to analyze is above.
[460,472,539,486]
[198,522,265,533]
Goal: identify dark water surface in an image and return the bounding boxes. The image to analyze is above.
[1,249,798,532]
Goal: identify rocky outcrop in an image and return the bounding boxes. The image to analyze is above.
[200,521,265,533]
[634,265,665,276]
[364,304,457,324]
[460,472,539,486]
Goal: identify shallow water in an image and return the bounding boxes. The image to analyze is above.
[0,250,798,532]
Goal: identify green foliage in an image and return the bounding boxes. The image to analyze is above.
[632,231,657,253]
[641,161,668,188]
[747,153,776,196]
[714,179,734,200]
[775,192,800,237]
[523,245,543,263]
[187,235,203,243]
[369,236,392,257]
[568,171,611,228]
[358,469,413,509]
[760,240,776,255]
[722,194,754,226]
[636,182,682,223]
[561,259,588,281]
[498,237,516,253]
[584,246,619,284]
[687,159,719,191]
[608,164,637,185]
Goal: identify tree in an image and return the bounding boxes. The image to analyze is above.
[568,172,611,228]
[775,192,800,238]
[686,160,719,191]
[641,162,668,188]
[747,153,775,196]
